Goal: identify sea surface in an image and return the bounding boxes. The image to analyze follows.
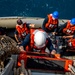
[0,0,75,19]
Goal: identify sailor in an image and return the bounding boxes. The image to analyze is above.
[58,18,75,36]
[14,19,34,44]
[58,18,75,49]
[19,29,56,55]
[42,11,59,35]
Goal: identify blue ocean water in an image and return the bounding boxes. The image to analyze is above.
[0,0,75,19]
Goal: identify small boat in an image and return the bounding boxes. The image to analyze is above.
[0,16,75,75]
[0,16,68,37]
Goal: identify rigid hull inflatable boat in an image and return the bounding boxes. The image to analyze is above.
[0,16,75,75]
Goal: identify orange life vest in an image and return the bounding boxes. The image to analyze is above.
[63,21,75,35]
[16,23,29,38]
[68,38,75,49]
[45,14,58,30]
[26,29,48,53]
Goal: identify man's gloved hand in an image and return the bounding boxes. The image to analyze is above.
[30,24,35,28]
[51,50,56,55]
[62,36,67,39]
[19,46,25,52]
[17,41,22,45]
[52,32,57,35]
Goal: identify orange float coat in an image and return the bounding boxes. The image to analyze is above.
[63,21,75,35]
[45,14,58,30]
[68,38,75,49]
[16,23,29,39]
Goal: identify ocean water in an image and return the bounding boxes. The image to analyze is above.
[0,0,75,19]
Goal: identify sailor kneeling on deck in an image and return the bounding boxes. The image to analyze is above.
[58,18,75,50]
[14,19,34,45]
[19,29,56,55]
[42,11,59,35]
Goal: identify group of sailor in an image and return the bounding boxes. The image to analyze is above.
[14,11,75,55]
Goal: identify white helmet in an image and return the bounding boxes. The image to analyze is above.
[34,31,46,46]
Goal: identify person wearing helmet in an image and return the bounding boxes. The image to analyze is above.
[58,18,75,36]
[42,11,59,35]
[19,29,56,55]
[62,18,75,46]
[58,18,75,50]
[14,19,35,44]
